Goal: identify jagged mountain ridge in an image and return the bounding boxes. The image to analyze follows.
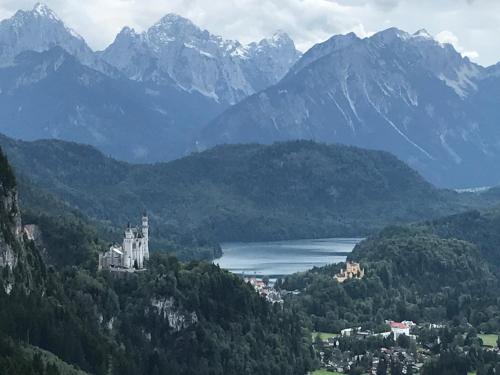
[4,4,500,186]
[0,3,301,162]
[0,3,301,105]
[100,14,301,104]
[200,28,500,188]
[0,3,93,66]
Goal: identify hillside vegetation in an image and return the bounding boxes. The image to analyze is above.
[413,208,500,269]
[284,226,500,333]
[0,148,316,375]
[0,136,473,259]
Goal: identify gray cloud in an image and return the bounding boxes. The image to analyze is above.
[1,0,499,66]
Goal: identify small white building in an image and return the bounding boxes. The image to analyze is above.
[99,214,149,270]
[388,321,410,339]
[341,327,361,337]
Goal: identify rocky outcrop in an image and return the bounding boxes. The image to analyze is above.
[0,191,21,268]
[0,149,42,293]
[151,297,198,332]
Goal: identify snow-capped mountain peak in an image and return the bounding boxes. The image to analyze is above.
[155,13,197,28]
[371,27,412,45]
[102,16,301,104]
[118,26,139,38]
[269,30,293,44]
[413,28,433,40]
[0,3,93,66]
[146,13,210,47]
[287,32,360,76]
[32,2,60,21]
[200,26,500,187]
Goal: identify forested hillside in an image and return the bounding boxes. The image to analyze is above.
[284,226,500,334]
[0,135,474,260]
[413,208,500,269]
[0,148,316,375]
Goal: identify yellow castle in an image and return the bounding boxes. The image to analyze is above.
[335,261,364,283]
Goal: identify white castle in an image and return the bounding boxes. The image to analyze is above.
[99,214,149,270]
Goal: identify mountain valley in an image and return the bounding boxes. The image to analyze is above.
[2,3,500,374]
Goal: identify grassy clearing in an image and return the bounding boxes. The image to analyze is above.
[478,334,498,347]
[311,370,342,375]
[312,331,339,341]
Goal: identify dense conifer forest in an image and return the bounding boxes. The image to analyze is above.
[2,142,500,374]
[284,224,500,332]
[1,135,483,260]
[0,148,316,375]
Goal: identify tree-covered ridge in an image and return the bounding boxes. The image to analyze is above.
[1,256,316,375]
[0,333,92,375]
[351,228,496,294]
[413,208,500,269]
[284,227,500,334]
[0,135,472,259]
[0,152,315,375]
[104,257,315,375]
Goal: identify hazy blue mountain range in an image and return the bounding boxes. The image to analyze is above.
[0,3,300,162]
[101,16,301,104]
[3,4,500,187]
[201,29,500,188]
[0,47,226,161]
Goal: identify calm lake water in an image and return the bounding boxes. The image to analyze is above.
[214,238,363,277]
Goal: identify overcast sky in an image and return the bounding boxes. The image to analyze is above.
[1,0,500,66]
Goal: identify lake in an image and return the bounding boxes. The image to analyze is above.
[214,238,363,277]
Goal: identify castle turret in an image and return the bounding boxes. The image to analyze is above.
[122,225,135,268]
[142,213,149,260]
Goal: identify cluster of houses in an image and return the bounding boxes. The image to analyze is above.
[244,277,284,304]
[315,321,429,374]
[373,347,424,374]
[335,261,364,283]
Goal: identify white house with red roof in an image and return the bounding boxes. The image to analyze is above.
[388,321,410,339]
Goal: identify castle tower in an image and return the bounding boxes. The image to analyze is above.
[142,213,149,261]
[122,223,134,268]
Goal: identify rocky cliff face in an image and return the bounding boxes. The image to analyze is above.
[0,188,22,270]
[101,14,301,104]
[151,296,198,332]
[0,149,42,294]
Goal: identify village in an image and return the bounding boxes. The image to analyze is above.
[313,320,429,374]
[311,320,500,374]
[243,276,285,304]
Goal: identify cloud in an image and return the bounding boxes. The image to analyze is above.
[435,30,479,60]
[0,0,499,65]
